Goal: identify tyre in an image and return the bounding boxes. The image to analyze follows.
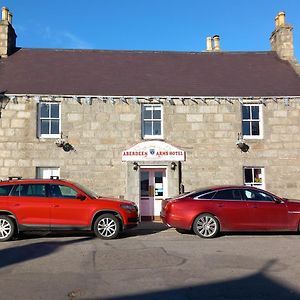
[193,213,219,238]
[0,215,15,242]
[94,214,121,240]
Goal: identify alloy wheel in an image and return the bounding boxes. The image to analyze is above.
[0,218,12,240]
[194,214,219,238]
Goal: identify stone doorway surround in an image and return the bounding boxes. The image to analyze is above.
[122,141,185,218]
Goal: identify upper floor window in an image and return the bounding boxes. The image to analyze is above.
[38,102,61,138]
[36,167,60,179]
[242,104,263,139]
[142,104,163,139]
[243,167,265,189]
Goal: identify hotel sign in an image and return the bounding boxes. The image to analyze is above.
[122,141,185,161]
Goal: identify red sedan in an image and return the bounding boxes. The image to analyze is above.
[161,186,300,238]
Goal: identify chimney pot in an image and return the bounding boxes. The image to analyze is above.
[278,11,285,26]
[206,37,213,51]
[213,35,220,51]
[2,7,8,21]
[275,15,279,28]
[8,12,12,24]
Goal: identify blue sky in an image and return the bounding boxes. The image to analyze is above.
[2,0,300,60]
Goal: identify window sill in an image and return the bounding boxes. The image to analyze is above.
[142,136,164,140]
[38,135,61,140]
[243,136,264,140]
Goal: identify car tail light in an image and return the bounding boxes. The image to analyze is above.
[162,199,174,211]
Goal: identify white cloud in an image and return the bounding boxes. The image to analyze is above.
[38,25,92,49]
[61,31,92,49]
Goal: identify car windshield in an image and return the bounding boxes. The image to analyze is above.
[71,181,100,199]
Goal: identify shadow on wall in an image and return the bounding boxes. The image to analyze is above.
[89,260,300,300]
[0,237,92,269]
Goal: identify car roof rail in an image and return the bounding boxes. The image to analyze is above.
[8,176,22,180]
[50,176,60,180]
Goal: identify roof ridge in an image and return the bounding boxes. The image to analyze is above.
[16,47,275,55]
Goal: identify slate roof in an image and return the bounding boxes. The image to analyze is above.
[0,48,299,97]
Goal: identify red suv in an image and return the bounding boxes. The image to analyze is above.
[0,177,139,241]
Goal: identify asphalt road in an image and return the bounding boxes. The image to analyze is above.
[0,223,300,300]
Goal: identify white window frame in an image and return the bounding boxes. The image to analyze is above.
[241,104,263,139]
[243,167,265,189]
[38,102,61,138]
[141,104,163,139]
[36,167,60,179]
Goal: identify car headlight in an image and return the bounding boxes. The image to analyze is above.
[120,204,137,212]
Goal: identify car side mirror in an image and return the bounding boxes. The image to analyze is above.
[76,194,86,201]
[274,197,283,204]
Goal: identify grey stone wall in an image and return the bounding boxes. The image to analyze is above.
[0,97,300,201]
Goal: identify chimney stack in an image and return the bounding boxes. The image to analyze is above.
[270,11,294,61]
[0,7,16,58]
[205,35,221,52]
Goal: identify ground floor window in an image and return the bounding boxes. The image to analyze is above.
[36,167,60,179]
[243,167,265,189]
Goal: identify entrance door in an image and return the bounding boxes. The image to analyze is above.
[140,168,167,220]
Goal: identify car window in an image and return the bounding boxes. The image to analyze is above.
[50,185,78,198]
[10,184,47,197]
[213,189,242,200]
[0,185,14,196]
[242,189,274,202]
[195,191,216,199]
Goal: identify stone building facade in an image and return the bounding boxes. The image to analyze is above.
[0,8,300,219]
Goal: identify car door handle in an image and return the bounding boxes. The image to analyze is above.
[218,204,224,208]
[14,203,20,207]
[52,204,60,208]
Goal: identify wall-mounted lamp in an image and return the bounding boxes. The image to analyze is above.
[133,162,139,171]
[55,132,75,152]
[236,133,249,153]
[171,162,177,170]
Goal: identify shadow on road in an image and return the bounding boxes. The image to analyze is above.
[0,237,92,269]
[88,260,300,300]
[119,221,170,238]
[13,221,170,241]
[175,230,298,238]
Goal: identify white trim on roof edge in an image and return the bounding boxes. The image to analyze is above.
[2,93,300,106]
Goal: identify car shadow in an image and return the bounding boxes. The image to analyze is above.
[119,221,170,238]
[15,231,95,241]
[175,230,298,238]
[222,231,297,237]
[0,237,92,269]
[14,222,169,241]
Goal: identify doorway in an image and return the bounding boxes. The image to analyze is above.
[140,168,167,220]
